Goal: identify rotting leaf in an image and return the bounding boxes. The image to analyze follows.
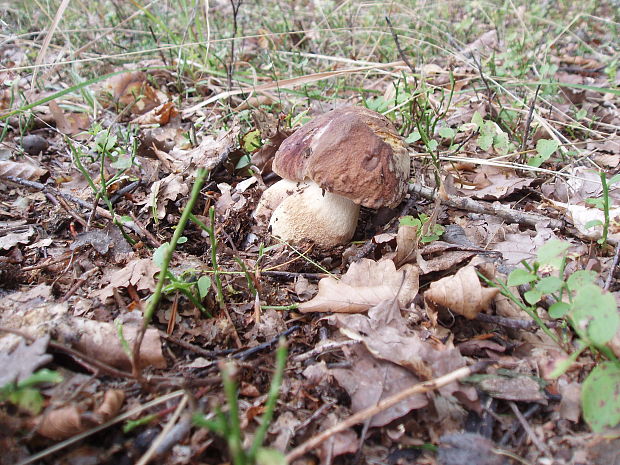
[93,258,159,301]
[54,318,165,370]
[330,344,428,427]
[0,336,52,387]
[298,259,419,313]
[36,389,125,440]
[425,266,499,319]
[330,299,477,403]
[0,160,48,181]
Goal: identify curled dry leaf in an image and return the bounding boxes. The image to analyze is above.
[36,389,125,440]
[298,258,419,313]
[54,318,165,370]
[95,389,125,421]
[425,265,498,319]
[131,101,178,126]
[36,406,83,440]
[0,160,47,181]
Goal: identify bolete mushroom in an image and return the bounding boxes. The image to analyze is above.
[257,106,410,248]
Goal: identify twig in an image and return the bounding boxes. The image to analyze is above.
[261,270,330,281]
[508,401,551,457]
[234,325,299,361]
[135,394,189,465]
[5,175,113,220]
[285,361,493,462]
[16,390,185,465]
[60,267,98,302]
[520,85,541,153]
[385,16,416,77]
[409,182,564,229]
[604,240,620,290]
[293,339,360,363]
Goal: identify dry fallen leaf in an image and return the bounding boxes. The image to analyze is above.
[36,389,125,440]
[0,160,47,181]
[425,265,498,319]
[331,299,478,404]
[331,344,428,427]
[131,101,178,125]
[54,318,166,370]
[93,258,159,301]
[298,259,419,313]
[0,336,52,386]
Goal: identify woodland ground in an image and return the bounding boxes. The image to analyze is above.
[1,0,620,464]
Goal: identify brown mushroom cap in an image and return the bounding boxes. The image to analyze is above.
[272,106,410,209]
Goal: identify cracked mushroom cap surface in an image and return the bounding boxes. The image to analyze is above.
[272,106,410,209]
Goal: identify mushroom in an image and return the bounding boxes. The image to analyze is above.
[257,106,410,248]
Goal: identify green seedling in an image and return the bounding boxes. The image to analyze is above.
[584,172,620,246]
[69,123,137,242]
[152,242,212,316]
[400,214,445,243]
[0,369,63,415]
[190,206,225,309]
[193,338,288,465]
[486,239,620,432]
[471,111,515,156]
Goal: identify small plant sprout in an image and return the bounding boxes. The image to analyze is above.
[485,239,620,432]
[584,172,620,246]
[399,214,445,243]
[193,338,288,465]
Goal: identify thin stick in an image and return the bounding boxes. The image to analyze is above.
[285,361,492,462]
[135,394,189,465]
[604,240,620,290]
[17,391,185,465]
[508,401,551,457]
[409,182,564,230]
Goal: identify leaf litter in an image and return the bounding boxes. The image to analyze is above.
[1,3,619,464]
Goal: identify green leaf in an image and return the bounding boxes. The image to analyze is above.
[609,174,620,185]
[585,197,605,209]
[399,216,421,228]
[438,127,455,139]
[405,130,421,144]
[10,388,44,414]
[427,139,439,151]
[177,236,188,244]
[478,133,493,151]
[533,139,559,165]
[256,448,287,465]
[17,369,63,388]
[153,242,170,268]
[566,270,597,291]
[242,129,262,152]
[549,302,570,319]
[571,285,619,346]
[524,288,543,305]
[535,276,564,294]
[471,111,484,129]
[198,276,212,299]
[507,269,538,286]
[584,219,604,229]
[582,361,620,432]
[536,240,571,269]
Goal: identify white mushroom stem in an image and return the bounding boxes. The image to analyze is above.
[268,181,360,248]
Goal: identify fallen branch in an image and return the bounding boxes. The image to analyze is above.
[409,183,564,230]
[285,360,493,462]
